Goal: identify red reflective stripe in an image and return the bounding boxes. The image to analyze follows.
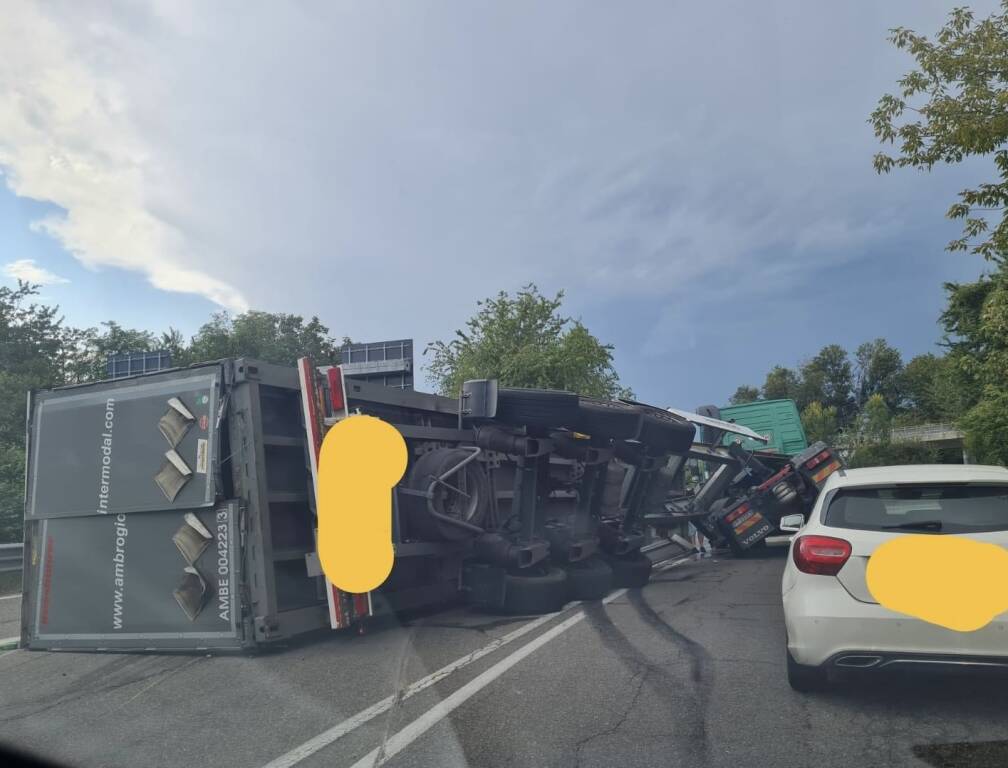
[327,366,345,413]
[353,593,369,618]
[299,358,323,462]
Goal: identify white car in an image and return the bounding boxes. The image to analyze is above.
[781,463,1008,691]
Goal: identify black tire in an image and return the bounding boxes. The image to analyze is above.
[563,556,613,601]
[603,551,653,588]
[501,567,569,615]
[571,398,643,440]
[404,448,490,541]
[495,387,579,429]
[787,650,828,692]
[636,408,695,455]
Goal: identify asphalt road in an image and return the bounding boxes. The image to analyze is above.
[2,549,1008,768]
[0,591,20,643]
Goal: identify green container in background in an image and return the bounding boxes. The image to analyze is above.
[718,399,808,455]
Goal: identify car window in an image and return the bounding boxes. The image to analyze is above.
[825,485,1008,534]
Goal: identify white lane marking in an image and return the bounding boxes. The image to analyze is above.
[348,607,596,768]
[262,556,689,768]
[0,594,21,601]
[348,559,689,767]
[260,608,570,768]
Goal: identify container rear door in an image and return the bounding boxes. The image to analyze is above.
[23,501,243,650]
[26,367,220,520]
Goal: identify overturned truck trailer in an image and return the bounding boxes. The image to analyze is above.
[20,358,695,651]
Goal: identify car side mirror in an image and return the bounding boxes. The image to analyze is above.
[778,514,805,533]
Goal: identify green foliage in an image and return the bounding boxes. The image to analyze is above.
[761,365,801,401]
[861,393,893,445]
[960,386,1008,465]
[939,265,1008,463]
[71,321,160,382]
[848,441,941,468]
[0,444,25,544]
[800,401,839,445]
[185,311,345,368]
[425,284,629,398]
[797,344,855,418]
[729,385,760,405]
[900,352,971,422]
[855,338,904,409]
[871,1,1008,262]
[873,1,1008,462]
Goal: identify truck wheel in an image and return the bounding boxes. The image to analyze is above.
[603,551,653,588]
[405,448,490,541]
[636,407,695,454]
[563,556,613,601]
[495,388,579,429]
[571,398,642,440]
[787,650,828,692]
[501,567,569,615]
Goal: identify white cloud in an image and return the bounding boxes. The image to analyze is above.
[0,0,986,354]
[2,259,69,285]
[0,2,248,311]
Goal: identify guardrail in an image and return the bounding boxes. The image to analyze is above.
[0,543,23,574]
[890,423,964,443]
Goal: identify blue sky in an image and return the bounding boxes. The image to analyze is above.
[0,0,997,408]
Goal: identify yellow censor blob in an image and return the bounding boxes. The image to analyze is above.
[316,415,407,593]
[866,534,1008,632]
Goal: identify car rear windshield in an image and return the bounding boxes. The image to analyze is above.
[824,484,1008,533]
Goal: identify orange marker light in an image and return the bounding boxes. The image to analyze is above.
[316,414,407,593]
[866,534,1008,632]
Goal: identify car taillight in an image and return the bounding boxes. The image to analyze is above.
[793,535,852,576]
[327,366,345,412]
[805,450,831,469]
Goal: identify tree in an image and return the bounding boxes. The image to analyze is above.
[70,321,159,382]
[762,365,801,401]
[799,345,854,419]
[801,401,839,445]
[900,353,970,422]
[425,284,629,398]
[940,268,1008,463]
[862,393,893,446]
[854,338,904,410]
[186,310,346,368]
[872,2,1008,262]
[729,385,760,405]
[960,386,1008,465]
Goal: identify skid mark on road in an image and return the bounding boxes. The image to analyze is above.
[576,600,701,761]
[583,599,708,767]
[627,590,713,765]
[262,557,691,768]
[0,655,204,724]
